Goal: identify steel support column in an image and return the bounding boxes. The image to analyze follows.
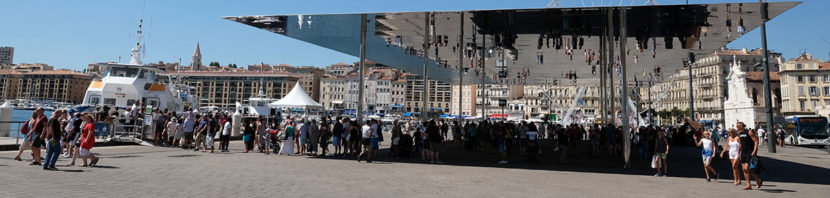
[357,14,367,121]
[458,12,465,123]
[421,13,431,122]
[606,8,615,124]
[618,7,631,168]
[760,0,777,152]
[600,22,607,124]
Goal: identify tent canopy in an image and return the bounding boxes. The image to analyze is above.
[269,82,323,109]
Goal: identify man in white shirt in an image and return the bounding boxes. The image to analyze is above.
[358,122,374,163]
[221,115,231,152]
[757,127,766,145]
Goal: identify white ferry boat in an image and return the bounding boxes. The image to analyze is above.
[235,85,280,117]
[82,20,198,112]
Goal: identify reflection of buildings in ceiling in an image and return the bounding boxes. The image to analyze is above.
[225,2,799,85]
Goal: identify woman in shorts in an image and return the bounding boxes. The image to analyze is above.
[720,128,742,185]
[653,131,669,177]
[694,131,718,182]
[14,112,36,161]
[79,113,99,167]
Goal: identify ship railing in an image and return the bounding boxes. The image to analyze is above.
[108,117,145,142]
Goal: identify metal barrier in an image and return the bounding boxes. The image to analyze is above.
[0,121,27,146]
[108,117,145,142]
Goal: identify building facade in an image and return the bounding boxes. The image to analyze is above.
[402,74,451,114]
[6,70,93,104]
[272,65,323,102]
[323,62,355,77]
[650,48,782,126]
[0,47,13,65]
[450,84,477,117]
[779,54,830,116]
[320,76,347,110]
[177,71,298,107]
[0,71,20,101]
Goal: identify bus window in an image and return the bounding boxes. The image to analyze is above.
[797,117,830,139]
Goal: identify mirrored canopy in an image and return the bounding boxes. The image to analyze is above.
[225,2,799,85]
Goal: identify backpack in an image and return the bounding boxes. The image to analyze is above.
[748,156,765,174]
[20,120,30,135]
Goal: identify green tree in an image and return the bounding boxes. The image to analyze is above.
[227,63,238,68]
[669,107,678,119]
[209,61,220,67]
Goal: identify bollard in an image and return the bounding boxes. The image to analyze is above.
[0,101,13,137]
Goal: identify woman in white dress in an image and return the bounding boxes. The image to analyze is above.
[278,121,296,155]
[720,129,742,185]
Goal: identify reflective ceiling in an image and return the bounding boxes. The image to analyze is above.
[225,2,799,85]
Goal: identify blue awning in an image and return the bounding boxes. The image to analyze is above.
[438,114,450,118]
[390,104,404,108]
[291,109,305,112]
[343,109,356,114]
[403,112,412,116]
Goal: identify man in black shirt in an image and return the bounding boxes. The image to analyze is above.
[332,118,344,155]
[737,122,762,190]
[426,120,442,163]
[557,125,569,164]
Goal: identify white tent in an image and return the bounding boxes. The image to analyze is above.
[269,82,323,109]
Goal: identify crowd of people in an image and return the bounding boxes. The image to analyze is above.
[14,107,100,170]
[11,103,770,190]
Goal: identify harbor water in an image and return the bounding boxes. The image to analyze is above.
[4,109,53,138]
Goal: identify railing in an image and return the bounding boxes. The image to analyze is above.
[1,121,27,146]
[108,117,146,142]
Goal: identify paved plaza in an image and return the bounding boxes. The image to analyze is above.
[1,140,828,198]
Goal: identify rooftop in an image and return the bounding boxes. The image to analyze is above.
[746,71,780,81]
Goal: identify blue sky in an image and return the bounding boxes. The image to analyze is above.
[0,0,827,71]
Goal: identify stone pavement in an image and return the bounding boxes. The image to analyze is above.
[0,140,828,198]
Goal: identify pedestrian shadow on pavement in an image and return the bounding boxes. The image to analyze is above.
[89,165,119,169]
[168,154,200,158]
[758,189,797,193]
[311,142,830,186]
[60,169,84,172]
[106,155,142,159]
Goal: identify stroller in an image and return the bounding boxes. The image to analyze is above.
[269,129,281,154]
[398,134,413,158]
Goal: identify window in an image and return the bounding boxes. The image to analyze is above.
[810,86,819,96]
[812,100,819,110]
[824,75,830,83]
[797,76,804,83]
[800,100,806,111]
[810,76,818,83]
[104,98,116,106]
[798,86,805,96]
[89,96,100,105]
[797,64,804,69]
[825,87,830,96]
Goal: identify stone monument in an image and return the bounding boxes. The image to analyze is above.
[723,56,756,130]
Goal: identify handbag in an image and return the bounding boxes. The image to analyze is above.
[748,156,765,174]
[651,155,658,169]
